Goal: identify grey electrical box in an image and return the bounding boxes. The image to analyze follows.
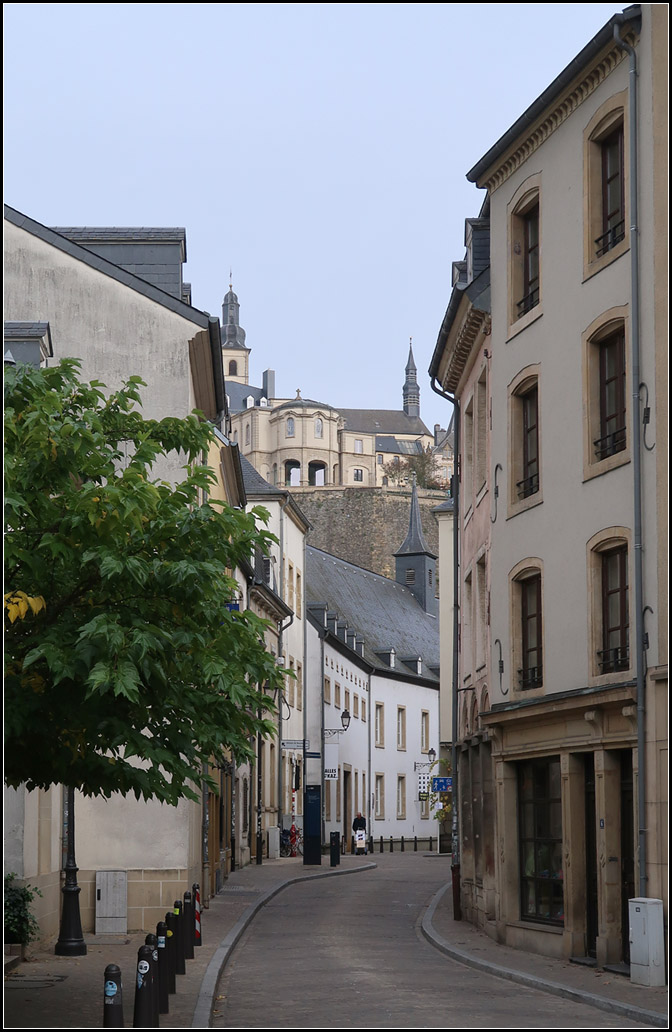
[267,826,280,859]
[629,897,666,986]
[95,870,127,934]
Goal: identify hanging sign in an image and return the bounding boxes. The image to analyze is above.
[324,743,339,780]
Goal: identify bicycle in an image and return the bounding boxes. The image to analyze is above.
[280,827,303,856]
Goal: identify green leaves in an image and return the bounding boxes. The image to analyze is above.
[4,360,283,804]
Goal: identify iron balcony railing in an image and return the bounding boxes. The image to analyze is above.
[594,426,626,460]
[516,286,540,317]
[595,220,625,257]
[518,665,543,690]
[516,473,539,500]
[597,645,629,674]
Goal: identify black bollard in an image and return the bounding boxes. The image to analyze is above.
[103,963,124,1028]
[329,831,340,867]
[192,884,202,947]
[156,921,170,1014]
[165,911,177,994]
[379,836,383,854]
[390,836,394,852]
[145,933,159,1026]
[429,835,433,852]
[173,900,186,975]
[183,891,194,960]
[414,836,418,852]
[401,836,405,852]
[132,944,156,1028]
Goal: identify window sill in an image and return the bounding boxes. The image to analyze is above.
[583,449,630,483]
[507,491,544,521]
[587,668,634,689]
[583,238,629,283]
[507,304,543,342]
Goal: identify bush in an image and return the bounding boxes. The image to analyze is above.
[4,873,43,946]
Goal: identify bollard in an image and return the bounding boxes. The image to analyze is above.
[329,831,340,867]
[103,963,124,1028]
[401,836,405,852]
[165,911,177,994]
[429,835,433,852]
[390,836,394,852]
[368,836,373,856]
[173,900,186,975]
[133,944,156,1028]
[379,836,383,854]
[145,933,159,1026]
[183,892,194,960]
[414,836,418,852]
[192,884,202,947]
[156,921,169,1014]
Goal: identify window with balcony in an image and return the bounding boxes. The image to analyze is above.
[583,311,629,479]
[508,176,542,334]
[520,573,543,691]
[584,95,628,277]
[599,545,629,674]
[595,328,626,461]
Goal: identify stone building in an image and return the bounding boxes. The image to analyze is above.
[429,3,667,972]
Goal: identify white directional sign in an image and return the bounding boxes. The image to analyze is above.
[281,739,308,750]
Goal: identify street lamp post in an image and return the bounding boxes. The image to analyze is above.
[55,786,86,956]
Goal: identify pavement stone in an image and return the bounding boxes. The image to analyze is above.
[3,852,668,1029]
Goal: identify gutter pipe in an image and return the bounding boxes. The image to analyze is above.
[613,20,647,898]
[430,375,461,920]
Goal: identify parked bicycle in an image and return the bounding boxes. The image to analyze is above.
[280,826,303,856]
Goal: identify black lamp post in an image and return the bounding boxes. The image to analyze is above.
[55,786,86,955]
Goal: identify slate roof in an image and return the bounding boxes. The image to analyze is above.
[339,408,430,436]
[306,546,439,683]
[227,381,268,413]
[239,453,286,499]
[395,480,436,558]
[375,436,424,456]
[273,397,335,413]
[51,226,187,256]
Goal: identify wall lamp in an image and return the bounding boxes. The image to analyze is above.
[414,747,436,771]
[325,709,351,737]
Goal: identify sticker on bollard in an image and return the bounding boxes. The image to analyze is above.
[103,963,124,1028]
[133,945,157,1028]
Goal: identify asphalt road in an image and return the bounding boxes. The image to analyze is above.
[212,855,653,1029]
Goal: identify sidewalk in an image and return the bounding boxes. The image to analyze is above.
[4,853,668,1028]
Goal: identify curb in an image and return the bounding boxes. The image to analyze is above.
[421,883,667,1029]
[192,862,376,1027]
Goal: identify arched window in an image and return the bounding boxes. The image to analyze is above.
[286,417,295,438]
[228,360,238,376]
[245,424,250,447]
[315,417,323,439]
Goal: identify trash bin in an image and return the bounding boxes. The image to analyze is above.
[330,831,340,867]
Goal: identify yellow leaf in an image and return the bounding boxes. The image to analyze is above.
[28,596,46,615]
[7,604,20,624]
[17,599,29,619]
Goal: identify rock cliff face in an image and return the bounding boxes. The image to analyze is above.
[293,485,445,583]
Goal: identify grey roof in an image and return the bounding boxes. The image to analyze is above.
[4,321,51,340]
[51,225,187,256]
[227,381,268,413]
[5,207,208,327]
[339,409,430,436]
[239,453,285,498]
[4,320,54,361]
[394,479,436,558]
[306,546,439,682]
[273,396,335,413]
[375,436,424,456]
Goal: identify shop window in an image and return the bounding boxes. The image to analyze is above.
[518,757,564,925]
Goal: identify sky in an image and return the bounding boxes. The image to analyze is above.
[4,2,627,433]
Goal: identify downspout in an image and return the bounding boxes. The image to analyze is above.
[277,493,293,832]
[613,20,646,898]
[431,377,461,919]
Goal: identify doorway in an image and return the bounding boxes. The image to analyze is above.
[619,750,635,965]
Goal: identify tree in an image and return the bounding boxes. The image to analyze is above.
[4,359,284,805]
[382,447,444,489]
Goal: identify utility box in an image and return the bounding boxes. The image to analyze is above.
[95,870,127,934]
[629,898,666,986]
[267,826,280,859]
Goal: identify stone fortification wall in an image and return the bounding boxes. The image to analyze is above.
[294,486,446,581]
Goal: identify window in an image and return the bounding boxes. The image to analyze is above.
[296,662,303,711]
[353,468,363,482]
[518,758,563,925]
[354,439,363,454]
[475,369,487,493]
[353,694,359,718]
[508,176,542,333]
[295,571,302,618]
[583,311,629,478]
[375,774,385,819]
[421,711,429,753]
[596,328,626,461]
[228,360,237,376]
[286,417,295,438]
[324,676,331,704]
[396,707,406,750]
[287,657,295,707]
[509,368,542,515]
[584,95,628,277]
[519,573,542,690]
[519,384,539,498]
[375,703,384,746]
[397,776,406,819]
[405,568,416,586]
[597,125,625,257]
[344,688,350,714]
[334,682,341,708]
[361,698,366,723]
[377,454,383,464]
[288,562,294,610]
[315,417,323,438]
[245,423,250,447]
[599,545,629,673]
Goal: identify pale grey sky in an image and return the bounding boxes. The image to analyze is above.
[4,3,627,432]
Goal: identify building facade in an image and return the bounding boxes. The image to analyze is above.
[430,4,667,968]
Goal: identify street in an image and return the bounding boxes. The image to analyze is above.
[212,855,653,1029]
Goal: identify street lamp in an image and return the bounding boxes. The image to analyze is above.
[325,708,351,737]
[414,747,436,771]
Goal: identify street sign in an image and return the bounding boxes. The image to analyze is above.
[432,776,452,792]
[281,739,308,750]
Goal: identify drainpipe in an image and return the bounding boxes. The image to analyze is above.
[613,20,646,899]
[278,494,293,833]
[431,377,461,920]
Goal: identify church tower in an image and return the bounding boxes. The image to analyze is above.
[221,282,250,385]
[403,342,420,418]
[394,476,437,616]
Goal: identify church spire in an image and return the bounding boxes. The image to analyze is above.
[394,474,437,616]
[221,279,248,350]
[403,338,420,418]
